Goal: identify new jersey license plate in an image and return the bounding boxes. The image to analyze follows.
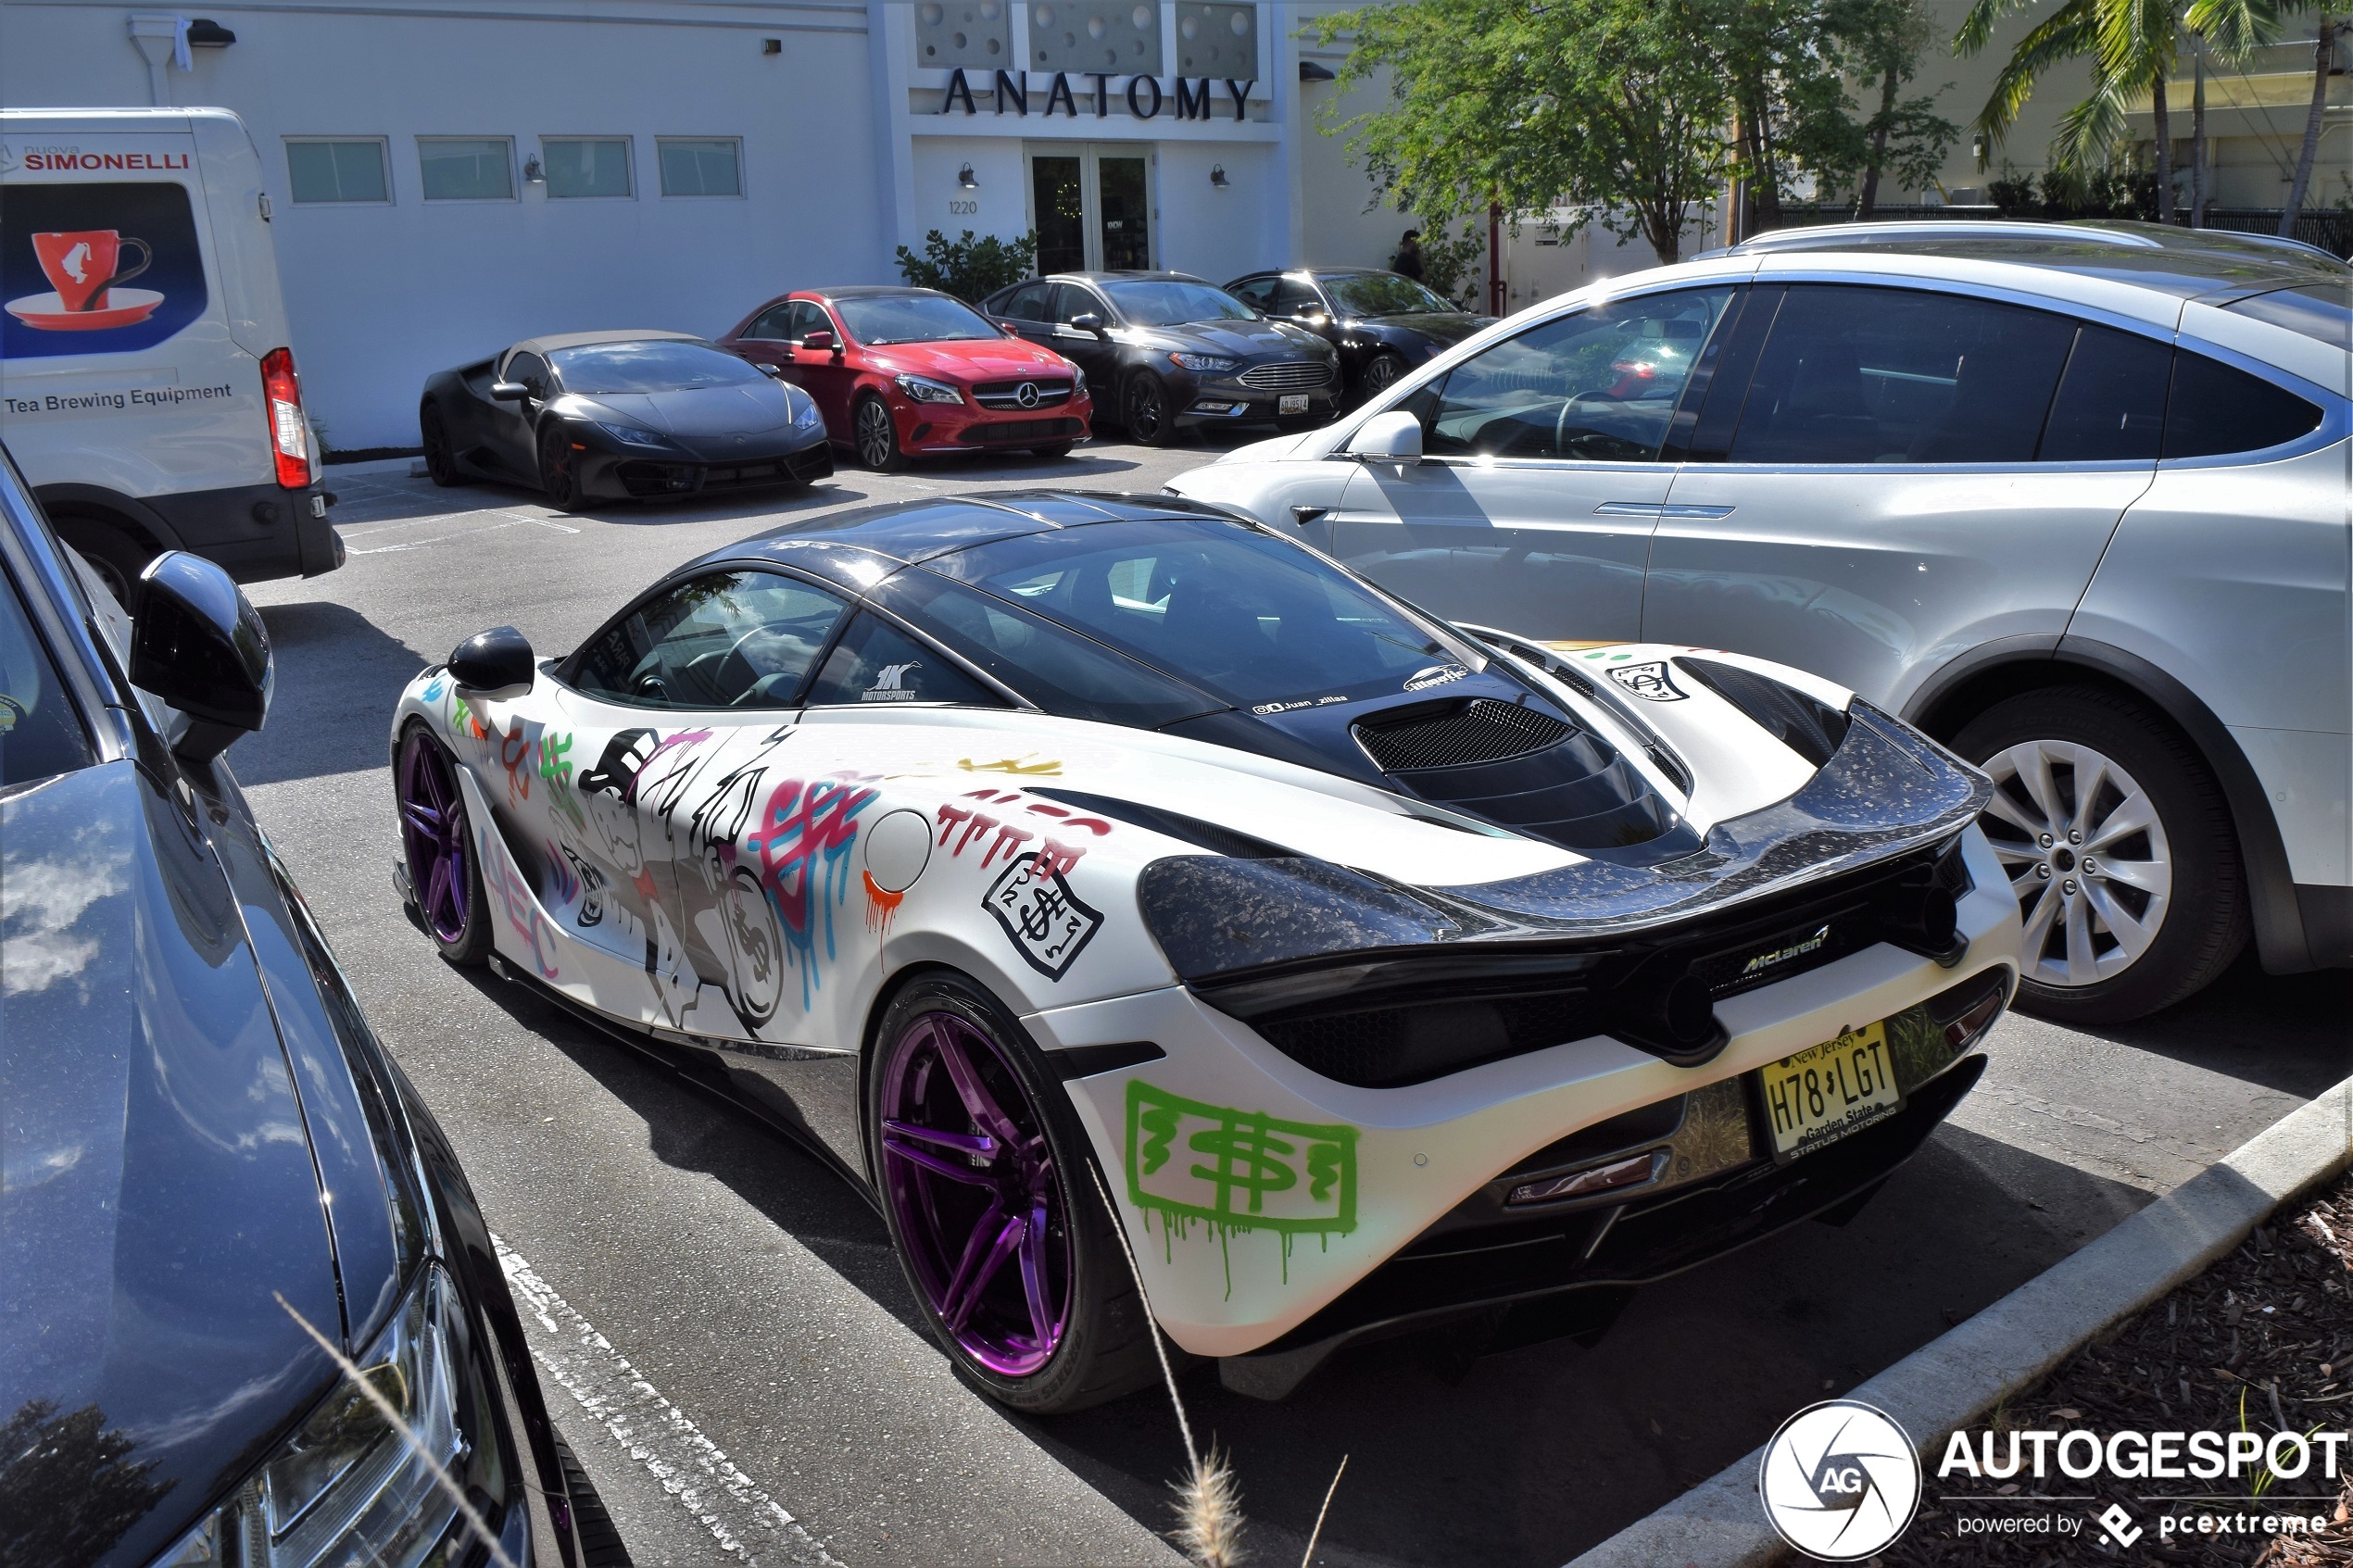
[1279,393,1309,414]
[1760,1022,1901,1161]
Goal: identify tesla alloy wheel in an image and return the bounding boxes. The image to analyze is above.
[854,394,907,471]
[396,724,492,965]
[537,425,585,512]
[869,973,1152,1413]
[1956,687,2246,1022]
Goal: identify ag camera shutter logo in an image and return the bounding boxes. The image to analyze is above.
[1758,1399,1921,1560]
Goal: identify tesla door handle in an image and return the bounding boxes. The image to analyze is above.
[1592,501,1665,517]
[1658,504,1735,520]
[1290,505,1329,526]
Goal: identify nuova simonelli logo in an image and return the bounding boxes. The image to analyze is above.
[1758,1399,1923,1561]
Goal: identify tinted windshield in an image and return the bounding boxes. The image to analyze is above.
[925,517,1482,709]
[1101,280,1255,327]
[1327,274,1457,318]
[551,341,763,394]
[835,294,1001,345]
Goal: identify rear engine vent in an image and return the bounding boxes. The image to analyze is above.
[1255,991,1602,1088]
[1353,698,1572,772]
[1674,657,1850,767]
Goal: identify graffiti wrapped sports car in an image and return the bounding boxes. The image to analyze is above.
[387,492,2021,1411]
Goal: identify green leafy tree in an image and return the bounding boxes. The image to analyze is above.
[892,229,1039,303]
[1416,218,1489,308]
[1828,0,1961,213]
[1310,0,1736,265]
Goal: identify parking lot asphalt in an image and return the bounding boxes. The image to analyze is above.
[235,438,2353,1568]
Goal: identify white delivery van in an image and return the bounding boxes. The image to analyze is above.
[1,107,338,601]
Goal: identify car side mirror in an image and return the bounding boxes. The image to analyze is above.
[489,380,530,401]
[1352,408,1424,463]
[801,331,837,354]
[1067,312,1104,335]
[756,360,786,378]
[447,625,535,695]
[129,551,272,765]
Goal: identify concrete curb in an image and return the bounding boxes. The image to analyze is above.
[1565,1072,2353,1568]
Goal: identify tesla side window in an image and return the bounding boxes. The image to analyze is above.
[2160,349,2326,459]
[571,571,850,709]
[0,569,94,790]
[1728,286,2075,465]
[1422,287,1735,461]
[834,295,1000,345]
[2038,324,2172,462]
[505,351,552,398]
[804,613,1000,708]
[550,341,765,393]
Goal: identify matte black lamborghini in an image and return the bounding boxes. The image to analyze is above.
[420,330,835,509]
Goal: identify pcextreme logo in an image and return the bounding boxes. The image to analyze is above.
[1758,1400,1922,1561]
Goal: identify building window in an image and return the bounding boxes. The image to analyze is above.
[658,138,742,197]
[542,137,633,198]
[285,138,390,204]
[419,138,516,201]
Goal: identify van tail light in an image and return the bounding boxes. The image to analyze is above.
[260,347,310,488]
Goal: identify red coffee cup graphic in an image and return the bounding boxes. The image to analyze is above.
[32,230,153,313]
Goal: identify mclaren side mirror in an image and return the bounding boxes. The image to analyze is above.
[447,625,535,695]
[756,361,786,378]
[1067,312,1105,335]
[129,551,273,765]
[801,331,838,354]
[489,380,530,401]
[1351,408,1424,463]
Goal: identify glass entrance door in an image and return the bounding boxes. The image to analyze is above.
[1026,144,1153,271]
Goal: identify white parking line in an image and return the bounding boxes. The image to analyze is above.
[492,1235,843,1567]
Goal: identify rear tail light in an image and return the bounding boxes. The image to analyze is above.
[260,346,310,489]
[1929,968,2010,1052]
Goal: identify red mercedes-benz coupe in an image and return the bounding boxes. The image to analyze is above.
[719,286,1091,470]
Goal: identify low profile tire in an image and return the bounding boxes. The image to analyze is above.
[1953,686,2246,1023]
[853,394,907,471]
[537,423,585,512]
[396,724,493,966]
[552,1430,633,1568]
[1358,351,1408,402]
[868,972,1155,1414]
[421,403,462,487]
[1122,373,1176,447]
[1029,442,1075,460]
[50,510,155,610]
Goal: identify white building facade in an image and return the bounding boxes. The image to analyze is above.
[0,0,1412,449]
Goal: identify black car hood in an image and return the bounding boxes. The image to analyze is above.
[1359,310,1492,347]
[0,761,344,1567]
[582,382,795,437]
[1134,320,1327,358]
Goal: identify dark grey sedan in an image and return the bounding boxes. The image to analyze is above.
[983,272,1341,445]
[421,330,835,509]
[1227,268,1495,402]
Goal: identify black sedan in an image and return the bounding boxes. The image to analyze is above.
[421,330,835,509]
[1226,268,1495,402]
[982,271,1340,445]
[0,444,614,1567]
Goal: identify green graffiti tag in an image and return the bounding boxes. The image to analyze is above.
[538,730,586,832]
[1126,1080,1358,1237]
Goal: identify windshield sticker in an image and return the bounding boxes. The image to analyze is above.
[1608,660,1687,701]
[1252,694,1349,716]
[984,849,1101,979]
[862,660,922,702]
[1403,664,1467,693]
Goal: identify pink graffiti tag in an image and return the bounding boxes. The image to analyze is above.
[750,771,880,1006]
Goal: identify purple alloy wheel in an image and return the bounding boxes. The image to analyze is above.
[879,1010,1073,1377]
[398,737,472,945]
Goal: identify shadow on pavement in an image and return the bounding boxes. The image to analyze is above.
[238,601,434,787]
[2056,949,2353,1099]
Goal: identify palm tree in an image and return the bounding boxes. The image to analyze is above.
[2279,15,2347,234]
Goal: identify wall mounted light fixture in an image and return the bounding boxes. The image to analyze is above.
[1210,164,1229,189]
[523,157,544,183]
[958,163,977,189]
